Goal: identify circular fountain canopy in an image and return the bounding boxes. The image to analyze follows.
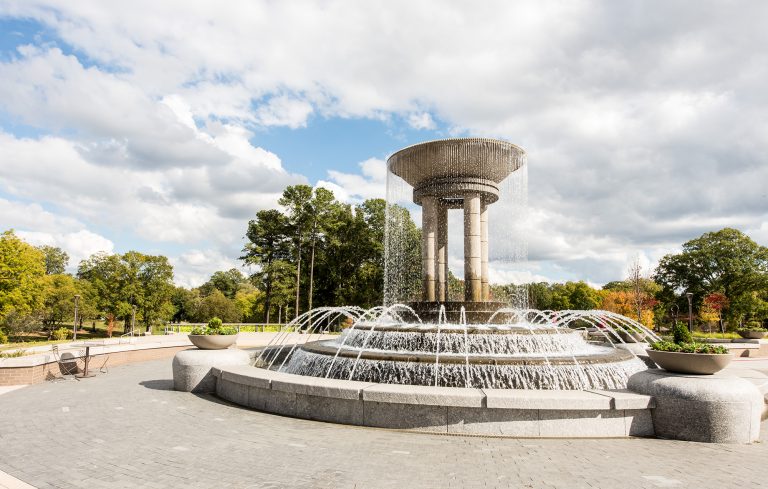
[387,138,526,204]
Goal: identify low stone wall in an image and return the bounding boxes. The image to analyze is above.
[212,365,656,438]
[0,342,191,386]
[726,343,768,358]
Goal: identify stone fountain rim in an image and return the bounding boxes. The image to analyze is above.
[296,340,637,366]
[387,137,526,188]
[345,324,584,335]
[387,137,526,162]
[209,363,658,439]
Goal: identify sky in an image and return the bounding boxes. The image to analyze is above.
[0,0,766,288]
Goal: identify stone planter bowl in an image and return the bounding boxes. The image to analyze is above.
[189,334,238,350]
[737,330,767,339]
[647,349,733,375]
[617,330,646,343]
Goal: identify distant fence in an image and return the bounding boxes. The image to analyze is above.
[163,323,297,334]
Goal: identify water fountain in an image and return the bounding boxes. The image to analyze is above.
[175,138,764,442]
[258,138,654,390]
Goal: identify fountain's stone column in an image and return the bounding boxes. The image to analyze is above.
[481,202,489,302]
[464,192,482,302]
[437,202,448,302]
[421,195,438,302]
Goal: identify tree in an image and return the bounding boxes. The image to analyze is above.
[170,287,199,323]
[38,245,69,275]
[627,256,644,323]
[527,282,553,310]
[242,209,291,323]
[550,281,601,310]
[136,254,175,332]
[600,269,661,328]
[199,268,246,299]
[279,185,314,319]
[601,289,656,328]
[78,251,175,335]
[306,187,340,316]
[78,252,129,335]
[258,260,296,323]
[234,285,263,323]
[0,230,46,334]
[655,228,768,323]
[700,292,729,333]
[192,289,242,323]
[40,274,79,327]
[310,200,389,309]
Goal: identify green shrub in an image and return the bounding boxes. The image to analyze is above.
[189,317,237,336]
[0,329,7,344]
[672,322,693,345]
[745,320,765,330]
[650,341,728,354]
[650,341,681,352]
[737,326,767,333]
[51,327,72,341]
[692,343,728,354]
[0,349,25,358]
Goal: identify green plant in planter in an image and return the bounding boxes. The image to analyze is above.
[739,320,766,331]
[672,322,693,345]
[737,326,767,332]
[190,317,237,336]
[650,341,728,354]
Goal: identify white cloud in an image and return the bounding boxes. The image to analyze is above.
[407,112,436,130]
[0,198,115,269]
[0,0,766,287]
[255,96,314,128]
[18,230,115,270]
[0,46,228,169]
[171,248,243,288]
[320,158,386,203]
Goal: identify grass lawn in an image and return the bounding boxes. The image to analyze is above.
[692,331,741,340]
[1,322,301,352]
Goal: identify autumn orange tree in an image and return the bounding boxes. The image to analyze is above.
[700,292,729,334]
[600,289,657,329]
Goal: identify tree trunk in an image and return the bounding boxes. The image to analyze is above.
[294,242,301,317]
[264,266,273,324]
[106,314,115,338]
[308,218,318,327]
[308,242,316,322]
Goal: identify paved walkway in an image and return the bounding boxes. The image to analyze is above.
[0,359,766,489]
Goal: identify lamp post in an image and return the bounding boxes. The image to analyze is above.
[671,303,679,331]
[686,292,694,334]
[72,294,81,341]
[131,305,137,337]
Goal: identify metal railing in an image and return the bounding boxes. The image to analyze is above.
[163,323,295,334]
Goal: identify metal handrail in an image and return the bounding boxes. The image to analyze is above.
[163,322,289,334]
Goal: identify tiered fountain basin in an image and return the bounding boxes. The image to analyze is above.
[268,322,647,390]
[212,363,657,438]
[173,306,765,442]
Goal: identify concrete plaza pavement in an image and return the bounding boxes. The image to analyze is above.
[0,357,767,489]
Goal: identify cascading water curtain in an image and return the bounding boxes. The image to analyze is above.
[494,153,529,309]
[383,165,422,306]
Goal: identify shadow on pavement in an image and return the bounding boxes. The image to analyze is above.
[139,379,174,390]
